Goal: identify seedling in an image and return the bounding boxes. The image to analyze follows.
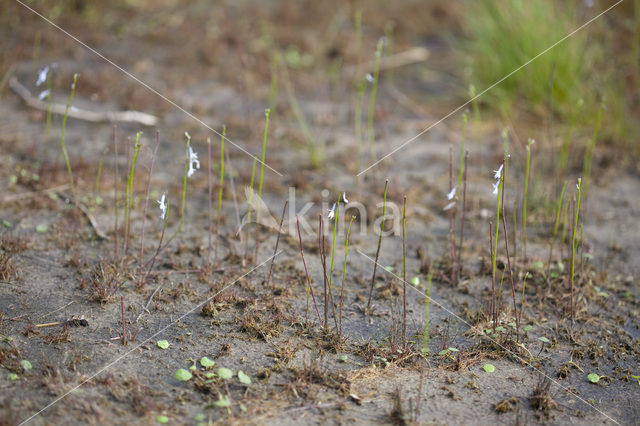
[157,340,169,349]
[483,363,496,373]
[156,415,169,424]
[587,373,600,384]
[200,357,215,368]
[570,178,582,326]
[174,369,192,382]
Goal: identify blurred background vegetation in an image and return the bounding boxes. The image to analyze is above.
[2,0,639,166]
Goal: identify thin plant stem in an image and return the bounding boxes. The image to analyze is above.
[121,295,126,345]
[355,80,366,177]
[207,137,213,263]
[113,125,119,259]
[214,126,226,264]
[547,181,567,278]
[244,157,257,264]
[491,159,505,326]
[500,157,519,340]
[328,203,339,291]
[401,196,407,348]
[366,179,389,309]
[254,109,271,263]
[581,104,603,201]
[339,215,355,336]
[95,149,106,194]
[570,178,582,327]
[124,132,142,254]
[422,273,432,353]
[144,199,170,283]
[297,216,322,325]
[266,201,288,288]
[139,132,159,266]
[367,38,384,163]
[60,73,78,197]
[457,112,468,190]
[448,146,455,283]
[456,150,469,281]
[44,71,52,158]
[319,215,338,331]
[489,222,496,328]
[523,138,534,260]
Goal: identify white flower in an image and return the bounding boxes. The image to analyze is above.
[341,192,349,203]
[492,180,500,196]
[38,89,50,100]
[187,146,200,177]
[70,105,78,112]
[328,202,337,220]
[157,192,167,220]
[493,164,503,180]
[443,201,456,211]
[446,186,457,200]
[36,66,49,87]
[366,73,374,83]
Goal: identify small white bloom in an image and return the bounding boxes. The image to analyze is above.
[70,105,78,112]
[36,66,49,87]
[366,73,374,83]
[187,146,200,177]
[38,89,50,100]
[443,201,456,211]
[157,192,167,220]
[492,180,500,195]
[328,202,337,220]
[446,186,457,201]
[341,192,349,203]
[493,164,503,180]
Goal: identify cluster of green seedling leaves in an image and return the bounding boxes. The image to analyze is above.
[6,359,32,382]
[171,354,252,416]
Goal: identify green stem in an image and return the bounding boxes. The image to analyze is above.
[339,215,355,335]
[60,73,78,195]
[570,178,582,326]
[423,273,433,353]
[366,179,389,309]
[367,38,384,163]
[523,138,534,260]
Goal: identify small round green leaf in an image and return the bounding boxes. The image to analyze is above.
[20,360,32,371]
[156,415,169,424]
[238,370,251,385]
[200,357,215,368]
[483,363,496,373]
[157,340,169,349]
[216,367,233,379]
[174,368,192,382]
[36,224,48,233]
[538,336,550,344]
[587,373,600,383]
[8,373,19,381]
[410,276,421,286]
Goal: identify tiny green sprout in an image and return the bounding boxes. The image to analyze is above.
[631,375,640,385]
[216,367,233,379]
[20,360,32,371]
[339,355,348,362]
[410,276,421,286]
[156,415,169,424]
[384,266,394,272]
[174,369,192,382]
[483,364,496,373]
[194,414,205,422]
[9,175,17,184]
[36,224,48,233]
[438,347,459,356]
[532,261,544,270]
[212,394,231,408]
[200,357,215,368]
[239,403,247,413]
[523,325,533,332]
[2,220,12,227]
[8,373,19,381]
[48,192,59,200]
[205,372,215,379]
[189,365,196,371]
[157,340,169,349]
[238,370,251,385]
[587,373,600,383]
[538,336,551,344]
[495,326,506,333]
